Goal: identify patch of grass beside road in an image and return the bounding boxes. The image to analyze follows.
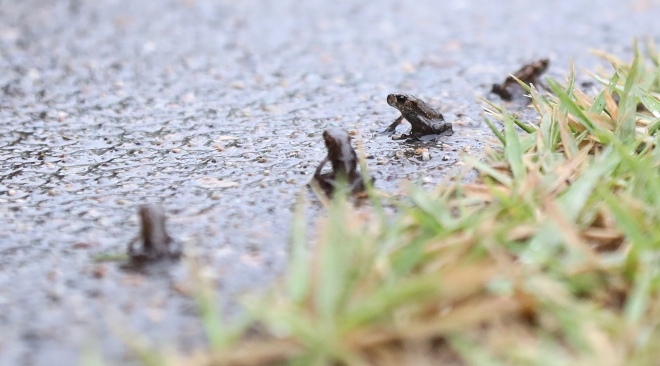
[132,42,660,365]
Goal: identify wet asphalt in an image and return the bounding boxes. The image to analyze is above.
[0,0,659,364]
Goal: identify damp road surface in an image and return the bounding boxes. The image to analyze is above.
[0,0,658,364]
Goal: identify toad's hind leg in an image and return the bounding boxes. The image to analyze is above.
[434,122,453,136]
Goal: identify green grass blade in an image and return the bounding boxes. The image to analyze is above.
[341,275,441,331]
[513,117,536,134]
[624,259,653,324]
[548,78,597,134]
[317,198,350,324]
[482,113,505,144]
[449,333,507,366]
[598,187,648,250]
[635,85,660,117]
[195,284,227,351]
[589,73,620,114]
[617,42,641,141]
[502,107,525,181]
[511,74,533,94]
[566,58,576,98]
[409,185,457,230]
[288,191,310,303]
[463,156,513,187]
[648,118,660,135]
[559,148,620,221]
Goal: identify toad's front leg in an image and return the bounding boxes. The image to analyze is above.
[532,77,550,93]
[313,156,330,178]
[383,115,404,134]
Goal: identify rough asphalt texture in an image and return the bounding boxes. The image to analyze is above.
[0,0,658,364]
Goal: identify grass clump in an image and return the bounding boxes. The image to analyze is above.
[132,42,660,366]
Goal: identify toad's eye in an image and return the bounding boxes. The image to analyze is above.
[396,95,406,103]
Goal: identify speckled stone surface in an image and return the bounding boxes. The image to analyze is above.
[0,0,658,364]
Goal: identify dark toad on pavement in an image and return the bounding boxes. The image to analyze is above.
[312,128,373,197]
[384,93,454,140]
[491,58,550,101]
[128,204,182,265]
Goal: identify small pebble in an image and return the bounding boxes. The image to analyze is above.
[440,143,451,151]
[181,92,195,103]
[172,148,181,153]
[442,155,451,161]
[230,81,245,89]
[422,151,431,161]
[72,243,93,249]
[7,190,16,196]
[257,157,267,163]
[455,161,465,166]
[48,189,59,196]
[402,62,416,73]
[92,265,107,279]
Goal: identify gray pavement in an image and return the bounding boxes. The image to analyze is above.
[0,0,659,364]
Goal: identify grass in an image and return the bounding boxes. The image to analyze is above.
[123,41,660,365]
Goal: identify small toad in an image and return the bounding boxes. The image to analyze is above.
[491,59,550,101]
[383,94,453,140]
[311,128,373,197]
[128,204,181,265]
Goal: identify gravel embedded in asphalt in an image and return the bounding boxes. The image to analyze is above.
[0,0,658,363]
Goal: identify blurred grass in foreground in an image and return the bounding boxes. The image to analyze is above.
[132,42,660,365]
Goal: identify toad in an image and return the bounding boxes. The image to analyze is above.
[383,94,453,140]
[491,58,550,101]
[312,128,373,197]
[128,204,181,265]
